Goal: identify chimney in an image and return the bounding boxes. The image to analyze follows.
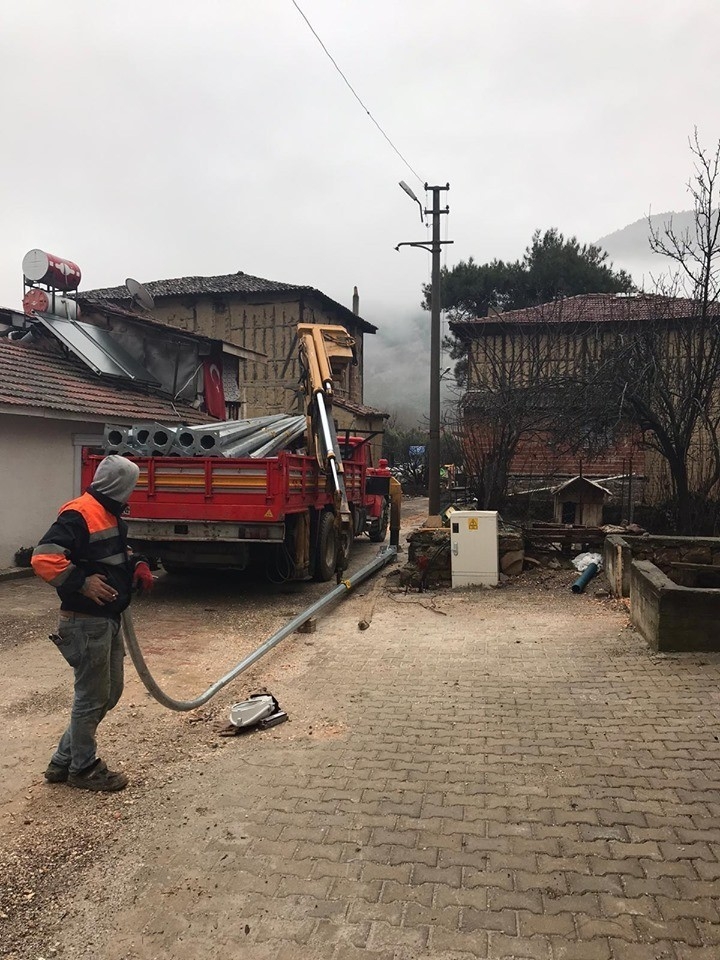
[352,286,359,315]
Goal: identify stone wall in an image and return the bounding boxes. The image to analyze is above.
[605,534,720,597]
[670,562,720,588]
[399,528,524,587]
[604,535,633,598]
[150,294,366,410]
[629,560,664,648]
[400,528,451,587]
[630,559,720,652]
[148,293,386,461]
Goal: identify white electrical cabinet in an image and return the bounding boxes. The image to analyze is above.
[450,510,499,588]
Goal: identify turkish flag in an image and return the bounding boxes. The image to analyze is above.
[203,359,226,419]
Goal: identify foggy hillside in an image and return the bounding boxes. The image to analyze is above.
[596,210,696,288]
[364,308,459,428]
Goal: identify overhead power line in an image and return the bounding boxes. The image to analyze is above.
[290,0,425,186]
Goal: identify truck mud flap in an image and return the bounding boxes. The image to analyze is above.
[366,476,391,497]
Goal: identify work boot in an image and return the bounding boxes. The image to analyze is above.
[44,761,69,783]
[67,759,128,793]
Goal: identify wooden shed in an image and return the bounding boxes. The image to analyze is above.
[552,476,611,527]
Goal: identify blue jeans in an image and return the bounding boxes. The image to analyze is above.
[51,615,125,774]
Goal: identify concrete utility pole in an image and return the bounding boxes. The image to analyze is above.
[396,182,452,516]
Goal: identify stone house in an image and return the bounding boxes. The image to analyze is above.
[449,293,717,506]
[79,272,389,463]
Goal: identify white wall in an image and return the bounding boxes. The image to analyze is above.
[0,413,103,568]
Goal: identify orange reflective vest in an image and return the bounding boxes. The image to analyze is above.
[32,490,135,615]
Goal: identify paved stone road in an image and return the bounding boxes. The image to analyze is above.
[69,579,720,960]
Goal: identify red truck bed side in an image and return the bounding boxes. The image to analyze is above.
[82,450,383,523]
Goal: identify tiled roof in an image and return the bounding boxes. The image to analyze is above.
[81,271,377,334]
[0,338,210,424]
[334,396,389,419]
[451,293,709,330]
[82,272,312,301]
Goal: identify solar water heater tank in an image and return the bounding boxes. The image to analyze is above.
[449,510,499,588]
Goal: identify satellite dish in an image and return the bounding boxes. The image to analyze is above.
[126,277,155,311]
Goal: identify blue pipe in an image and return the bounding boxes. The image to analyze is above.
[571,562,599,594]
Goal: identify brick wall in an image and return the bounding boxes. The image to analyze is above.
[510,432,646,480]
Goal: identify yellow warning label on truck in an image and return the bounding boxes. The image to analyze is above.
[264,509,274,518]
[468,517,478,530]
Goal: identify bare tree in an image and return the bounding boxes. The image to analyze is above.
[597,131,720,532]
[451,315,603,508]
[449,133,720,528]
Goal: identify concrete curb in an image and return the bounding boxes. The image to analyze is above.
[0,567,34,583]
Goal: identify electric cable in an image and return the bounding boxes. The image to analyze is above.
[419,538,451,592]
[173,362,203,401]
[290,0,425,187]
[265,541,295,585]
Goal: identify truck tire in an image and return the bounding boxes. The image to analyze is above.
[369,498,390,543]
[314,510,338,582]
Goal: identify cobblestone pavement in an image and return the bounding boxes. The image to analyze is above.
[57,575,720,960]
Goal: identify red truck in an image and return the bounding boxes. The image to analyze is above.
[81,437,392,581]
[83,322,397,582]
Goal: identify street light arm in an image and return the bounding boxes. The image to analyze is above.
[395,240,454,253]
[395,241,433,253]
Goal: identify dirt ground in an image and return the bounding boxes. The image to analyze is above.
[2,504,719,960]
[0,499,427,956]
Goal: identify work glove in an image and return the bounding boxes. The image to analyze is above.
[132,561,154,593]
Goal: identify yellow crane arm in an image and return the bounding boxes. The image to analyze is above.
[297,323,358,576]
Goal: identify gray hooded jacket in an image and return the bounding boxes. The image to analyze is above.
[91,455,140,505]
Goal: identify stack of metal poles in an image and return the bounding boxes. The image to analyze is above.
[103,414,307,458]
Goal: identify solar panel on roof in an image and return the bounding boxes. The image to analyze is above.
[34,313,160,385]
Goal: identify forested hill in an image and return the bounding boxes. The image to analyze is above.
[596,211,696,286]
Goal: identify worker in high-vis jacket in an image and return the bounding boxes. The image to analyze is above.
[32,455,154,792]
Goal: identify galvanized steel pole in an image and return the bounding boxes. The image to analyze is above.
[395,182,452,518]
[428,184,443,517]
[121,545,398,712]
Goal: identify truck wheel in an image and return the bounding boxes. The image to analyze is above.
[314,511,338,582]
[369,498,390,543]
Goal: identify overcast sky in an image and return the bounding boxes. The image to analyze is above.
[2,1,719,422]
